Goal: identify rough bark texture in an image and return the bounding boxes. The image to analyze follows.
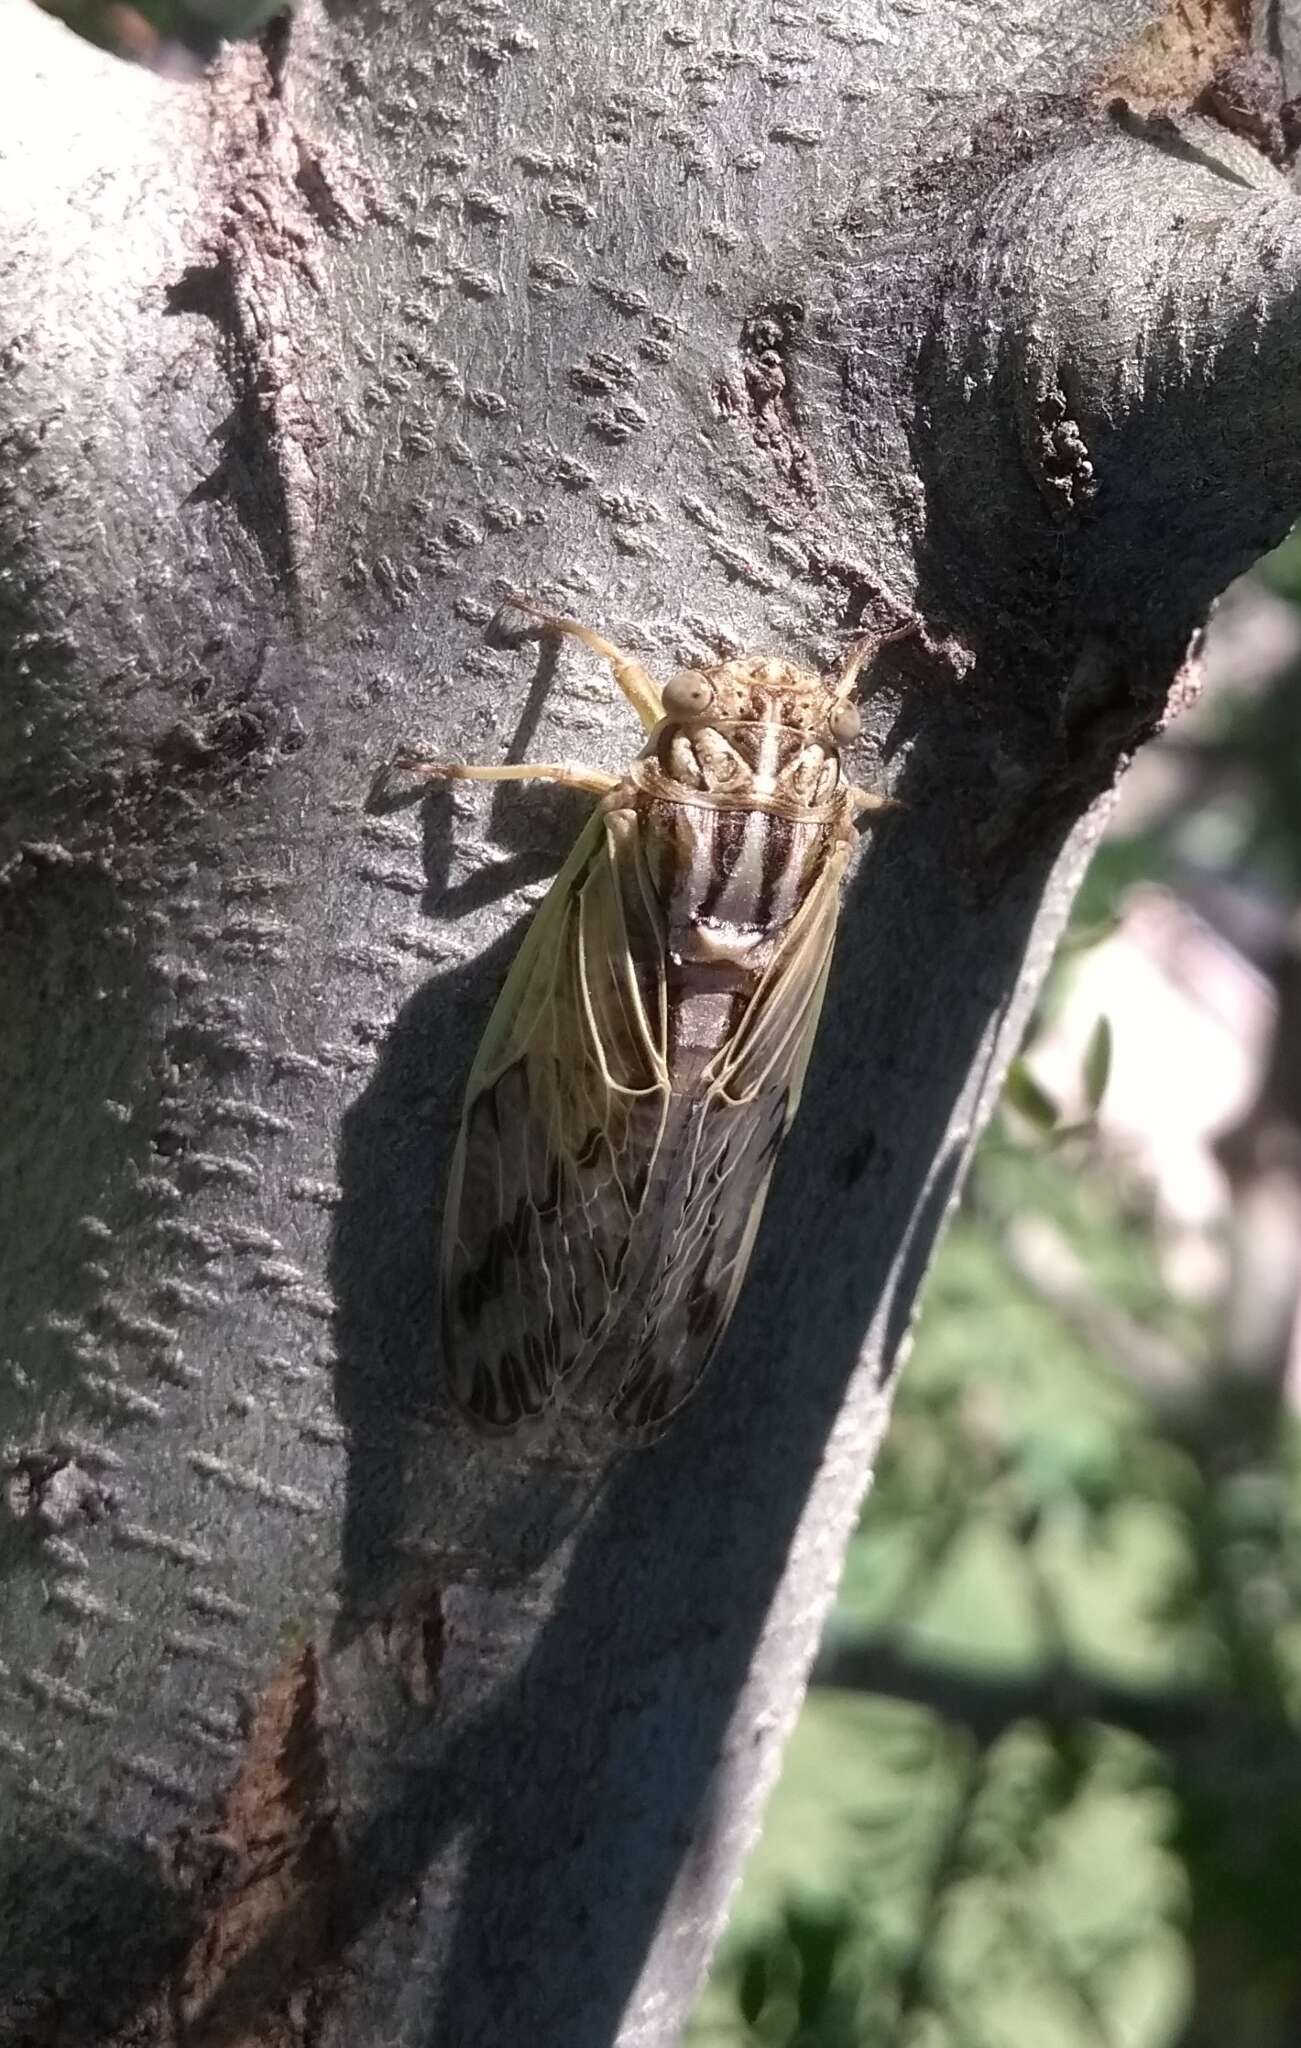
[2,0,1300,2041]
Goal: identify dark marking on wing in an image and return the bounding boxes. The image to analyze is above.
[442,809,673,1431]
[564,835,849,1441]
[685,1260,721,1339]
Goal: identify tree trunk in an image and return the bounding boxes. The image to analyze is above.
[3,0,1300,2040]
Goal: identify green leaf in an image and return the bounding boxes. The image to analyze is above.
[1083,1015,1113,1117]
[182,0,292,33]
[786,1904,852,2025]
[738,1948,769,2027]
[1058,910,1123,957]
[1003,1058,1060,1133]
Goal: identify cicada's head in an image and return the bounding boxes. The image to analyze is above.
[648,647,879,810]
[659,652,862,752]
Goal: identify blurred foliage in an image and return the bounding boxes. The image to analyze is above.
[692,566,1301,2048]
[1184,681,1301,897]
[1254,524,1301,609]
[1004,1013,1113,1142]
[33,0,285,64]
[692,1130,1301,2048]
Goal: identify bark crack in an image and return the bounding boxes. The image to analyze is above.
[732,301,818,499]
[158,1642,342,2048]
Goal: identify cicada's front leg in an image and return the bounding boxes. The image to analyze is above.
[498,595,665,732]
[387,750,621,799]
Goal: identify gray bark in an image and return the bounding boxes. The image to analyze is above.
[2,0,1300,2041]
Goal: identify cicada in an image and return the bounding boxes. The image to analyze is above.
[393,599,898,1444]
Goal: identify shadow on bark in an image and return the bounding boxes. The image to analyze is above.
[0,1825,189,2042]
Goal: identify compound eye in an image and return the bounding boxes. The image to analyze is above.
[829,699,861,743]
[663,671,715,720]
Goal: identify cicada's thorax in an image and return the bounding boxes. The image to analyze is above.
[629,713,852,1080]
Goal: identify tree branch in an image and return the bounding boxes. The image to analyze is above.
[814,1635,1234,1749]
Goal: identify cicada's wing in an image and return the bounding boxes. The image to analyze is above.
[583,837,853,1442]
[442,806,673,1430]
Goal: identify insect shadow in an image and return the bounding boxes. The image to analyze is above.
[331,775,609,1624]
[365,623,594,922]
